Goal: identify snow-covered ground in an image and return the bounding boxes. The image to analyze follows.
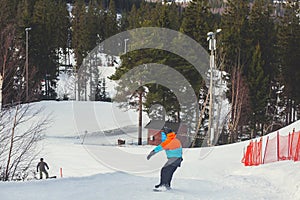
[1,101,300,200]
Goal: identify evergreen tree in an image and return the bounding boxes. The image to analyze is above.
[248,0,278,83]
[95,78,111,102]
[113,1,206,122]
[157,2,170,28]
[16,0,32,31]
[180,0,213,47]
[278,2,300,105]
[103,0,119,38]
[127,4,139,28]
[0,0,19,27]
[221,0,251,73]
[30,0,69,99]
[55,1,71,54]
[72,0,90,68]
[277,2,300,124]
[31,0,56,98]
[156,2,182,30]
[86,0,101,50]
[247,44,269,136]
[127,1,157,28]
[0,24,25,105]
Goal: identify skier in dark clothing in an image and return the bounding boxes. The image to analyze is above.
[147,128,183,190]
[37,158,49,179]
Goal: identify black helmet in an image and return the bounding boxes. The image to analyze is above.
[162,127,173,134]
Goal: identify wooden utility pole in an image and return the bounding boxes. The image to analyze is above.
[138,88,143,145]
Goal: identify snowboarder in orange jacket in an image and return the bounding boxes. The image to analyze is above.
[147,127,183,190]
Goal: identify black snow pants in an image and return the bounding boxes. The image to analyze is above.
[160,157,183,187]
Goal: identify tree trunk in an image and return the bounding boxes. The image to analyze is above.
[228,64,245,143]
[5,105,19,181]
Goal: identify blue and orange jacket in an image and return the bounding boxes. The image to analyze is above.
[153,132,182,158]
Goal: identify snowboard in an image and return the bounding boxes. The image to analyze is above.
[153,187,171,192]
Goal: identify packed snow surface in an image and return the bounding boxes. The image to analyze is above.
[1,101,300,200]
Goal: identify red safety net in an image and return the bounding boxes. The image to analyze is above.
[263,135,278,164]
[241,141,253,166]
[291,131,300,161]
[241,138,262,166]
[242,130,300,166]
[278,133,290,160]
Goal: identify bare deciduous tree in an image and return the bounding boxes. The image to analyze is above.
[0,102,50,181]
[228,65,249,143]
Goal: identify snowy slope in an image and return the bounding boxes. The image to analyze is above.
[1,101,300,200]
[35,101,149,137]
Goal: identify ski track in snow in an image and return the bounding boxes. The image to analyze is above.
[0,173,288,200]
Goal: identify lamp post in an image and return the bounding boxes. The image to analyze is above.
[207,29,221,146]
[25,27,31,101]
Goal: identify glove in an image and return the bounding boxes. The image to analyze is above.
[147,150,156,160]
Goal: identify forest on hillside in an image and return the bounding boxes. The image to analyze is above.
[0,0,299,144]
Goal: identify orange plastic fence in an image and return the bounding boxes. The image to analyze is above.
[278,133,290,160]
[290,131,300,161]
[242,138,262,166]
[263,134,278,164]
[242,130,300,166]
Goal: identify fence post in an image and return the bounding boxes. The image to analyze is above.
[291,131,295,159]
[288,132,291,160]
[60,168,63,178]
[263,136,269,164]
[277,131,280,161]
[294,131,300,161]
[253,140,256,165]
[259,137,262,165]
